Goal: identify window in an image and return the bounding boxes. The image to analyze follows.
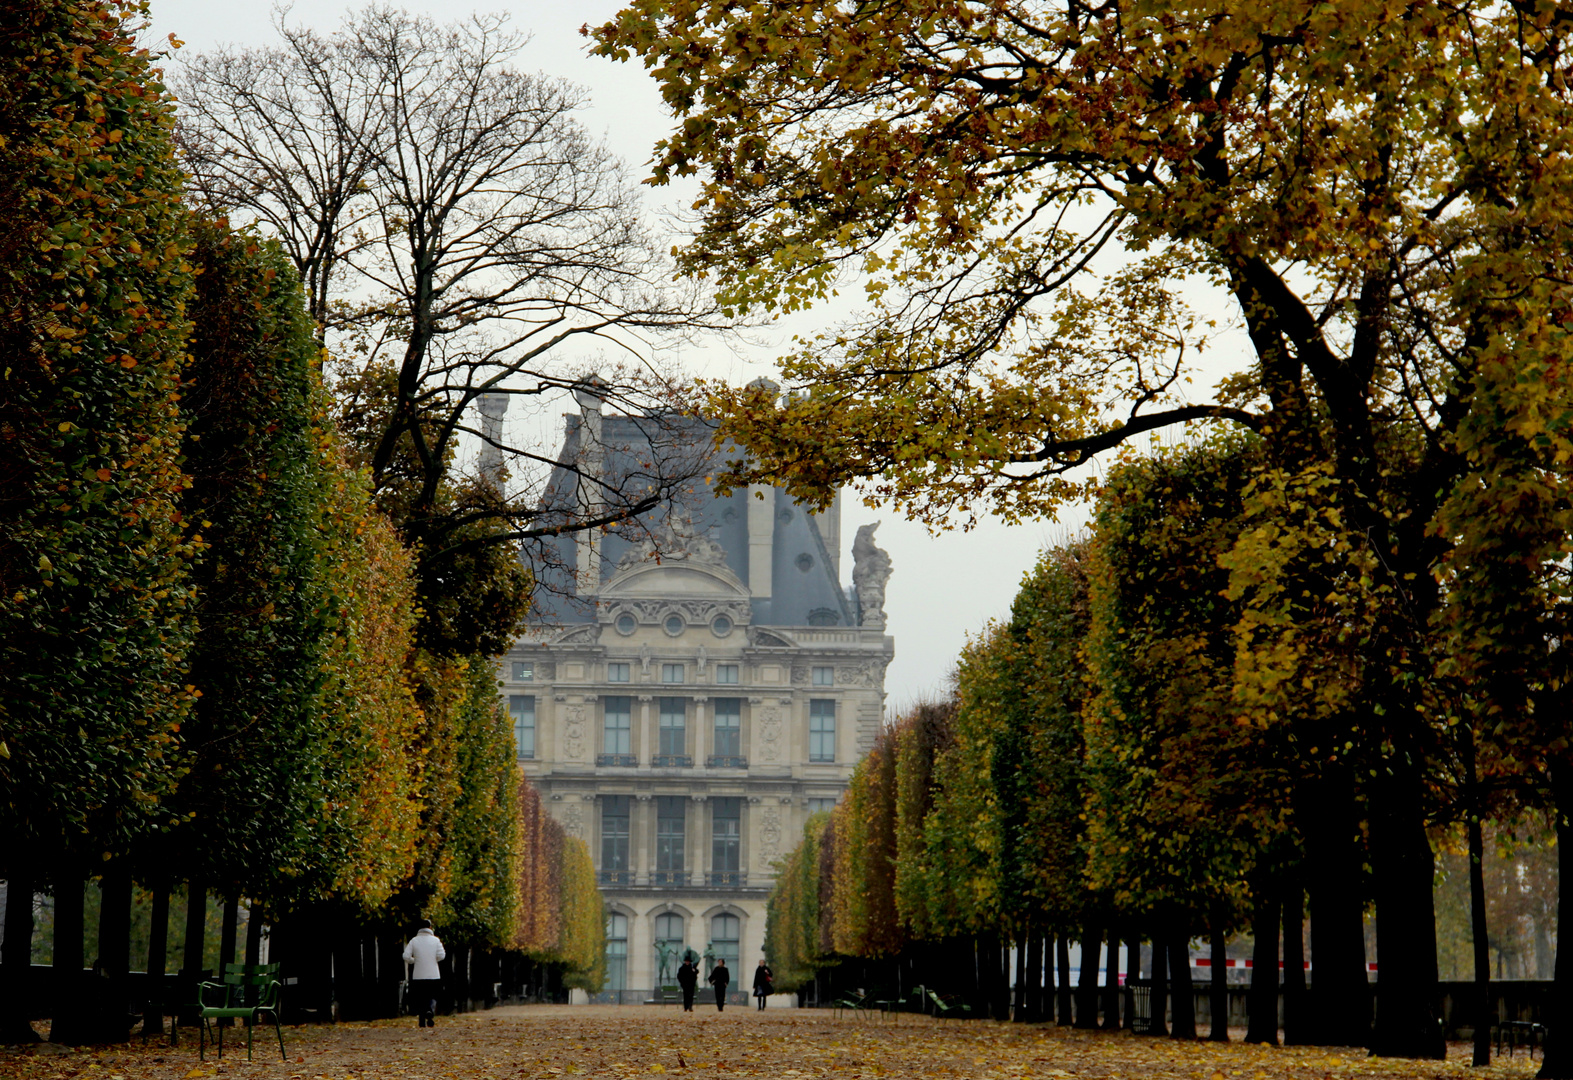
[809,699,836,762]
[616,613,637,635]
[655,796,685,882]
[662,663,684,684]
[508,695,535,760]
[603,697,632,756]
[664,614,685,636]
[711,798,741,884]
[711,913,741,970]
[715,664,739,685]
[607,662,630,683]
[711,615,733,637]
[807,797,838,815]
[513,661,534,681]
[812,665,834,686]
[654,912,684,983]
[712,698,741,758]
[606,912,628,992]
[658,698,686,757]
[601,796,630,882]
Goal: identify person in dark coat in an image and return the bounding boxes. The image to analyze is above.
[752,959,773,1011]
[708,958,730,1012]
[676,958,698,1012]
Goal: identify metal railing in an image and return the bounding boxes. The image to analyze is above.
[705,755,748,768]
[650,870,686,885]
[596,754,637,767]
[650,754,693,768]
[598,870,633,885]
[708,871,747,886]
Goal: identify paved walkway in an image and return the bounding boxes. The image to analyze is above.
[0,1005,1543,1080]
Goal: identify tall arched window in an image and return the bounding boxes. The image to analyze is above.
[606,912,628,992]
[711,912,741,972]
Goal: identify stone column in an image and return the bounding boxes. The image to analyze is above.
[693,696,708,764]
[634,795,652,886]
[690,794,707,887]
[638,695,653,766]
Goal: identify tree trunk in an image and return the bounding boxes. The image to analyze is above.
[1469,806,1492,1067]
[1056,936,1073,1025]
[96,865,132,1041]
[219,895,239,974]
[244,906,263,967]
[1282,882,1306,1045]
[1024,931,1043,1023]
[1076,927,1100,1028]
[1368,763,1445,1059]
[50,871,85,1044]
[1103,932,1122,1030]
[183,881,207,975]
[1019,936,1031,1024]
[1124,940,1139,1030]
[1149,933,1169,1037]
[142,880,170,1038]
[1245,876,1279,1046]
[1539,772,1573,1079]
[1302,767,1371,1046]
[1209,910,1229,1042]
[1169,934,1196,1039]
[0,869,40,1042]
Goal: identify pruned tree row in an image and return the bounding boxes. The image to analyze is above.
[767,436,1561,1062]
[1,0,607,1043]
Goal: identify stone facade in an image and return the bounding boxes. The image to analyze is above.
[501,394,893,999]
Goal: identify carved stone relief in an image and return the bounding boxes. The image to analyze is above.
[759,806,782,859]
[565,803,584,839]
[757,705,783,762]
[602,599,751,629]
[836,660,889,688]
[564,705,587,761]
[790,665,808,686]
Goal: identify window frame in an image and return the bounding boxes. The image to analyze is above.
[809,699,836,763]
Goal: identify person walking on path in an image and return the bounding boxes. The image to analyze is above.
[677,958,698,1012]
[403,919,446,1029]
[708,958,730,1012]
[752,960,772,1011]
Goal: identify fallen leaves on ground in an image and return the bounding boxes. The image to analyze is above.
[0,1007,1545,1080]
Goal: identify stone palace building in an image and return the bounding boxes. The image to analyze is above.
[493,385,894,1001]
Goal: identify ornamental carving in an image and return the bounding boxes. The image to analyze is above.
[552,625,598,646]
[602,599,751,628]
[615,508,729,570]
[749,628,793,648]
[790,665,808,686]
[564,705,587,760]
[565,803,584,839]
[759,806,782,858]
[836,660,889,688]
[757,706,782,762]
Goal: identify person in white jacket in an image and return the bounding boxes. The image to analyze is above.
[403,920,446,1028]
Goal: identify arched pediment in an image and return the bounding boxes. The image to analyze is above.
[602,560,749,600]
[642,900,697,920]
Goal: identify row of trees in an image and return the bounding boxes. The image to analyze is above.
[598,0,1573,1071]
[0,0,604,1042]
[766,435,1562,1062]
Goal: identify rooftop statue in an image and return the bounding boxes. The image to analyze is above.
[851,523,892,629]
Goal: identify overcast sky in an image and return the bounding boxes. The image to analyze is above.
[145,0,1107,710]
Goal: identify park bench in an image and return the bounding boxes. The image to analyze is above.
[195,962,286,1061]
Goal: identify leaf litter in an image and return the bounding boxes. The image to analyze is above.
[0,1008,1544,1080]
